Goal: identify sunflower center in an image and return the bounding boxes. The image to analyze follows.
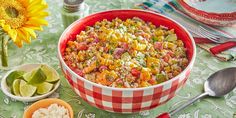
[5,7,19,18]
[0,0,27,29]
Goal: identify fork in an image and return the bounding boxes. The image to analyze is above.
[182,24,235,43]
[198,26,236,43]
[198,26,236,54]
[182,24,236,54]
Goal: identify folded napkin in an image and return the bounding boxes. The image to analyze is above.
[136,0,236,61]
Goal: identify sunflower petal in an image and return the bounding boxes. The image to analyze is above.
[14,38,23,48]
[41,0,47,5]
[24,23,43,27]
[14,33,23,48]
[16,29,31,44]
[2,24,11,33]
[22,27,36,39]
[28,11,49,18]
[28,0,43,9]
[27,4,48,14]
[0,21,17,41]
[2,25,13,36]
[0,20,5,25]
[26,18,48,26]
[8,29,17,41]
[18,0,30,7]
[23,25,43,31]
[20,28,31,43]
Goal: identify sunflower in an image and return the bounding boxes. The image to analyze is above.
[0,0,49,47]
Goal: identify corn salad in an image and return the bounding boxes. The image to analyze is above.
[63,17,188,88]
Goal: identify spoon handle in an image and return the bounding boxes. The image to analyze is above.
[157,92,208,118]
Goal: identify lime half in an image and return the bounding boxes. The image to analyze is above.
[36,82,53,95]
[12,79,21,96]
[19,80,37,97]
[41,65,59,83]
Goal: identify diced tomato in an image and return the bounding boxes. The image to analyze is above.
[148,79,156,85]
[148,76,157,85]
[163,55,170,63]
[116,78,123,84]
[104,47,109,53]
[77,42,88,50]
[167,51,174,57]
[154,42,163,50]
[131,68,141,77]
[121,43,129,50]
[73,69,84,77]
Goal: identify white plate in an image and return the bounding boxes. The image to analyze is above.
[184,0,236,13]
[1,64,60,102]
[178,0,236,26]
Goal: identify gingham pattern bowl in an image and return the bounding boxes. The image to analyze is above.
[58,10,196,113]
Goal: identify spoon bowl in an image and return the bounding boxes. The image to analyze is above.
[157,67,236,118]
[205,67,236,97]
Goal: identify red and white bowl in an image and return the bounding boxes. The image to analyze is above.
[58,9,196,113]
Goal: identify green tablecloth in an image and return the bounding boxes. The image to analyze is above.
[0,0,236,118]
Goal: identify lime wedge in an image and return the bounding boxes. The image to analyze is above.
[41,65,59,83]
[19,79,27,87]
[6,71,25,86]
[36,82,53,95]
[19,80,37,97]
[23,71,32,82]
[23,67,47,85]
[12,79,21,96]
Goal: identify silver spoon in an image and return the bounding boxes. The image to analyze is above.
[157,67,236,118]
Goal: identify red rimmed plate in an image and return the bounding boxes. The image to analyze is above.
[178,0,236,26]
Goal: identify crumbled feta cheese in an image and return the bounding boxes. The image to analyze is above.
[137,52,145,57]
[136,52,146,67]
[32,103,70,118]
[137,36,143,40]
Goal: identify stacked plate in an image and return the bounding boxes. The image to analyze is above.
[177,0,236,26]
